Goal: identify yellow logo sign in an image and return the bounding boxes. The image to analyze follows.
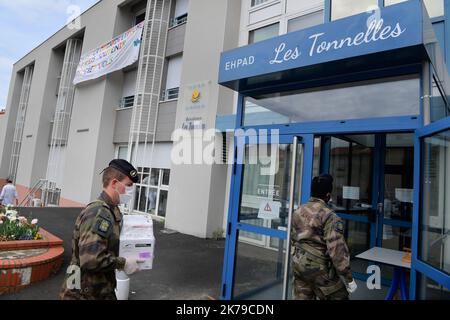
[191,89,201,103]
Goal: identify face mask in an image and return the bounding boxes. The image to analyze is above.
[116,182,134,205]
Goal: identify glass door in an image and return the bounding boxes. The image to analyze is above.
[323,134,379,276]
[221,134,314,300]
[412,117,450,299]
[319,133,414,279]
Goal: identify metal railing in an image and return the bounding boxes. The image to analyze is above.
[17,179,62,207]
[160,87,179,101]
[18,179,47,207]
[169,13,188,28]
[119,96,135,109]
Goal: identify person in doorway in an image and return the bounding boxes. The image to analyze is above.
[60,159,143,300]
[0,178,19,206]
[291,174,357,300]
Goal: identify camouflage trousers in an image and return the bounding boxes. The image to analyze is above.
[293,275,349,300]
[292,251,349,300]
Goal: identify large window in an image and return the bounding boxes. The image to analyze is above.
[134,168,170,217]
[248,23,279,44]
[331,0,378,21]
[287,10,323,33]
[420,129,450,275]
[243,75,420,126]
[385,0,444,18]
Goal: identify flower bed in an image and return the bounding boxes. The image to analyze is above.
[0,205,42,241]
[0,205,64,295]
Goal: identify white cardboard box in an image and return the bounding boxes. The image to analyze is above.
[120,214,155,270]
[119,237,155,270]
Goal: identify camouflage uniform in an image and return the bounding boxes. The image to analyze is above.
[291,197,353,300]
[60,192,126,300]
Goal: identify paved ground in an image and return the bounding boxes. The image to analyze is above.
[0,207,225,300]
[0,207,389,300]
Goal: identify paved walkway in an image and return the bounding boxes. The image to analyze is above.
[0,207,225,300]
[0,207,389,300]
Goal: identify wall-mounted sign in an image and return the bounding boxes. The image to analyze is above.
[74,22,144,85]
[258,201,281,220]
[219,1,422,85]
[179,81,211,131]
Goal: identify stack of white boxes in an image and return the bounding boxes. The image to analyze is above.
[119,214,155,270]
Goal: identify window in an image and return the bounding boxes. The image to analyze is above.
[385,0,444,18]
[135,12,145,25]
[251,0,271,7]
[170,0,189,27]
[120,69,137,108]
[243,75,420,126]
[431,77,449,122]
[134,168,170,217]
[331,0,378,21]
[287,10,324,33]
[420,130,450,275]
[117,146,128,160]
[248,23,279,44]
[162,55,183,101]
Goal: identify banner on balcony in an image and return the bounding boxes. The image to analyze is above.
[73,22,144,85]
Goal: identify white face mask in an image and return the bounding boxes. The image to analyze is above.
[116,182,134,205]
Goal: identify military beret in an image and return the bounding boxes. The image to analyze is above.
[108,159,139,183]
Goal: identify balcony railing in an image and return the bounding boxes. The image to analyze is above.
[161,87,180,102]
[119,96,135,109]
[169,13,188,28]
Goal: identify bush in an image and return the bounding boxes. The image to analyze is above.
[211,228,225,240]
[0,205,42,242]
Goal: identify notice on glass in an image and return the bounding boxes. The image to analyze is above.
[258,201,281,220]
[395,188,413,203]
[342,186,360,200]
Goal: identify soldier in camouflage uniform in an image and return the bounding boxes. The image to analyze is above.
[60,159,141,300]
[291,174,357,300]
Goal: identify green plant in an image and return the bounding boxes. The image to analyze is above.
[0,206,41,241]
[211,228,225,240]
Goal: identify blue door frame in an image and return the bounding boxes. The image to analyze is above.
[220,132,315,300]
[221,106,423,299]
[410,116,450,299]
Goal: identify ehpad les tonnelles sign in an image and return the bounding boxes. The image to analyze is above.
[219,0,422,84]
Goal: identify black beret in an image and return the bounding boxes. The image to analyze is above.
[108,159,139,183]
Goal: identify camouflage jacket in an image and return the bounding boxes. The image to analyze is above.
[291,197,353,283]
[60,192,126,300]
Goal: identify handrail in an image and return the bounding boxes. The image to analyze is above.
[18,179,47,207]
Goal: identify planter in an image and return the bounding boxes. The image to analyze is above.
[0,228,64,295]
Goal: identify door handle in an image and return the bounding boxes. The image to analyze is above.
[377,202,384,214]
